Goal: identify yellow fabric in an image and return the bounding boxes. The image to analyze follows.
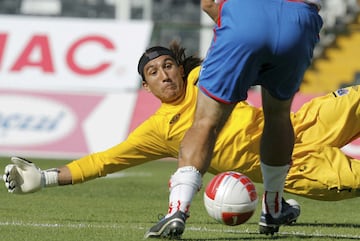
[288,86,360,200]
[67,66,360,201]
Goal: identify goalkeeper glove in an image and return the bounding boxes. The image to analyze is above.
[3,156,59,194]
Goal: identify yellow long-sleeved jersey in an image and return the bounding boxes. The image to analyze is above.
[67,67,360,201]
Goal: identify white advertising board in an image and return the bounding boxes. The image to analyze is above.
[0,89,137,158]
[0,16,153,92]
[0,16,153,158]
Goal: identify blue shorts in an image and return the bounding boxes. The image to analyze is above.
[199,0,323,103]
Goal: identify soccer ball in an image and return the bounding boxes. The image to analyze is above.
[204,171,258,226]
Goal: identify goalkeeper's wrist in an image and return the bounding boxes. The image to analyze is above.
[41,168,59,187]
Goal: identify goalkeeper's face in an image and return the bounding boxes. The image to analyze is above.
[142,55,186,104]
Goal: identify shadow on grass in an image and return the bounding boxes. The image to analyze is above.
[182,235,360,241]
[182,231,360,240]
[183,222,360,240]
[244,221,360,229]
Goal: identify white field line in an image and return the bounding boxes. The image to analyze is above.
[1,221,360,239]
[0,221,126,229]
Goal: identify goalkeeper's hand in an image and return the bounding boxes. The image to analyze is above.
[3,157,44,194]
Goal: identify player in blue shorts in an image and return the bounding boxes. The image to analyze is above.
[145,0,323,238]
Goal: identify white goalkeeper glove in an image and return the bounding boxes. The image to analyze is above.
[3,156,59,194]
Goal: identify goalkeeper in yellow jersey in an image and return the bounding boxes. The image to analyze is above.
[3,42,360,206]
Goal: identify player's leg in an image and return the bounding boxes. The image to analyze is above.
[260,88,294,167]
[257,1,322,234]
[287,145,360,201]
[259,88,297,235]
[145,91,235,239]
[169,91,234,216]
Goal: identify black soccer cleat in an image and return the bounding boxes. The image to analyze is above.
[259,199,301,235]
[144,211,188,239]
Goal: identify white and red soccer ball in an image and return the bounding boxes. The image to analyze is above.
[204,171,258,226]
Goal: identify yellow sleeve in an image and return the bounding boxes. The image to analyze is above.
[66,67,202,184]
[67,115,172,184]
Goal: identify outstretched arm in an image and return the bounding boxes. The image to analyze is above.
[3,142,168,193]
[2,109,188,193]
[3,153,161,194]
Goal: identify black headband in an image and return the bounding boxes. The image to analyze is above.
[137,46,176,78]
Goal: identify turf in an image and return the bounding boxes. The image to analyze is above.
[0,157,359,241]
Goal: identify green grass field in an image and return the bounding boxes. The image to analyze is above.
[0,157,359,241]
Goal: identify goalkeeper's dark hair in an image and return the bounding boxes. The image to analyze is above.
[138,41,202,81]
[168,41,203,80]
